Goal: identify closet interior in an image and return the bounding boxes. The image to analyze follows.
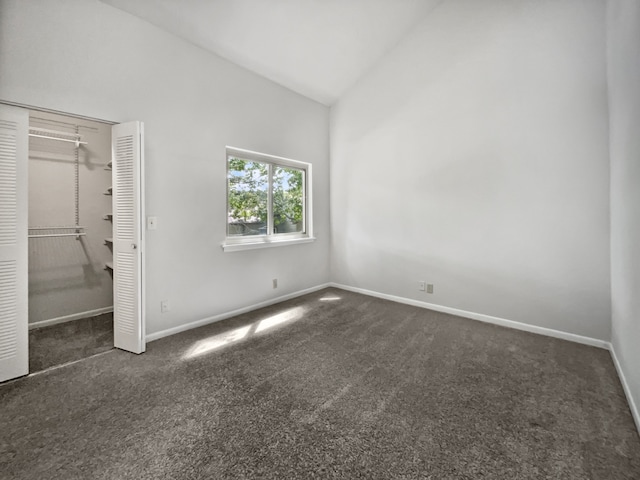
[27,110,114,372]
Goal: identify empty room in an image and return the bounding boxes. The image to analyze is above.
[1,0,639,478]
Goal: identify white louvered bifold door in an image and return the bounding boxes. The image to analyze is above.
[112,121,145,354]
[0,105,28,382]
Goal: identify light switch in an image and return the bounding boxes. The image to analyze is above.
[147,216,157,230]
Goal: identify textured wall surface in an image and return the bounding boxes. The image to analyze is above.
[330,0,611,340]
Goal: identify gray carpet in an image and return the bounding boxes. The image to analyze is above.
[1,288,639,479]
[29,313,113,373]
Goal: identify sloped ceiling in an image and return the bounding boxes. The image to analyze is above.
[99,0,442,105]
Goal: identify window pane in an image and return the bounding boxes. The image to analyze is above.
[227,158,268,236]
[273,166,304,234]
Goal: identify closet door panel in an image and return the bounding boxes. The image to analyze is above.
[0,105,28,382]
[112,121,145,354]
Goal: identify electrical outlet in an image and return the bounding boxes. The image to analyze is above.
[160,300,170,313]
[272,278,278,289]
[418,281,426,291]
[427,284,434,294]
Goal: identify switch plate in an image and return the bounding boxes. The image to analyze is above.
[272,278,278,289]
[427,284,434,294]
[160,300,170,313]
[147,216,157,230]
[418,281,426,291]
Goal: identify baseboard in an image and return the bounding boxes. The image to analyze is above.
[146,283,331,343]
[329,283,610,350]
[610,345,640,435]
[29,306,114,330]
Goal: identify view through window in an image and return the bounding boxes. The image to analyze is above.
[226,148,309,242]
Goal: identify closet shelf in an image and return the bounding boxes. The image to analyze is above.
[104,187,112,196]
[28,226,86,239]
[105,262,114,271]
[104,238,113,245]
[105,161,112,171]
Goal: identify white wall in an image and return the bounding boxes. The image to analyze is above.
[0,0,330,336]
[607,0,640,428]
[330,0,611,340]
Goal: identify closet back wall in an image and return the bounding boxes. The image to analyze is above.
[28,111,113,325]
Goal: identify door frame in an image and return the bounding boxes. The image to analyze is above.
[0,100,146,380]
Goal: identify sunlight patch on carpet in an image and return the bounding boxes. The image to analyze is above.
[183,306,308,359]
[319,295,342,302]
[184,325,252,358]
[255,306,306,333]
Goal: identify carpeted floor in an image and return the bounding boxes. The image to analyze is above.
[28,313,113,373]
[1,288,639,479]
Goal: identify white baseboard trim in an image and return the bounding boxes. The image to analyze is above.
[29,306,114,330]
[610,345,640,435]
[329,283,610,350]
[146,283,332,343]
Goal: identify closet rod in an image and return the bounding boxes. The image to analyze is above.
[28,133,88,146]
[29,226,86,230]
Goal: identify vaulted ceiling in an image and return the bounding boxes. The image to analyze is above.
[99,0,443,105]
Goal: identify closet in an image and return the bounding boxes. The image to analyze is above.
[27,110,114,372]
[0,103,144,383]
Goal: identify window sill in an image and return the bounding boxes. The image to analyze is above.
[222,236,316,252]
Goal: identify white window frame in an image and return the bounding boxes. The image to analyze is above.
[222,146,314,252]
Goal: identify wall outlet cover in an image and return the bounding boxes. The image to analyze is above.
[160,300,170,313]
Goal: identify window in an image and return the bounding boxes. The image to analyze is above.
[223,147,313,252]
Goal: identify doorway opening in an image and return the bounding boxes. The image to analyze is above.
[27,110,114,372]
